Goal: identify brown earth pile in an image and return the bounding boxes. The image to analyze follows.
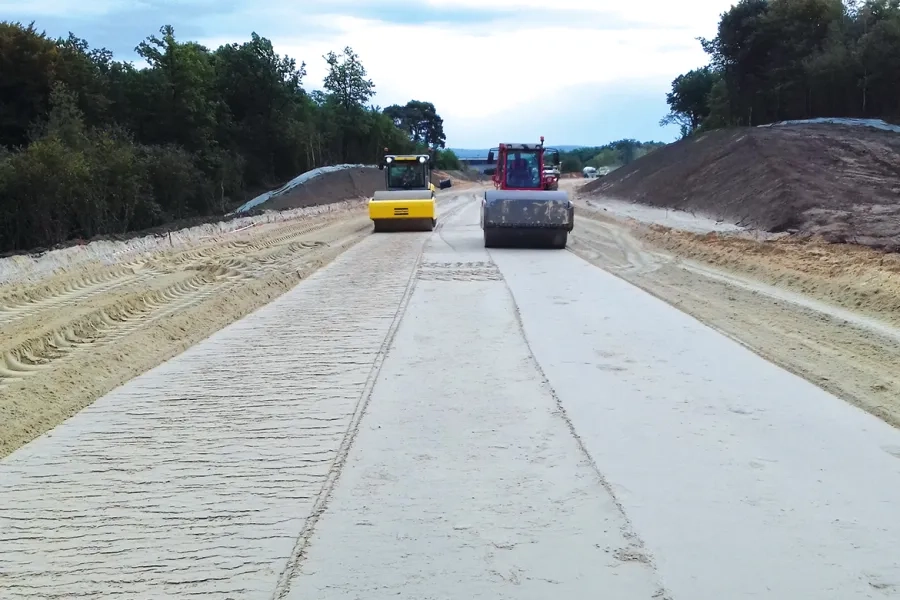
[584,124,900,250]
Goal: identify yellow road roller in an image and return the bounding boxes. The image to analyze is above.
[369,151,437,232]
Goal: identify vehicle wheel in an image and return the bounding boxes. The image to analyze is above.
[550,231,567,249]
[483,229,498,248]
[372,220,383,232]
[424,218,434,231]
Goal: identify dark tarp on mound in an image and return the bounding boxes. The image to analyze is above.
[260,167,386,211]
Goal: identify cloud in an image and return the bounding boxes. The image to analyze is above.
[13,0,732,145]
[448,81,681,148]
[263,16,709,120]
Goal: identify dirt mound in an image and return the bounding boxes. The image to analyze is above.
[261,167,384,211]
[583,124,900,250]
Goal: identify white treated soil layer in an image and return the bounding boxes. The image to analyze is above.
[2,190,900,599]
[491,233,900,599]
[281,204,664,599]
[0,230,429,598]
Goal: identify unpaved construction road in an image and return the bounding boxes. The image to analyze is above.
[2,185,900,599]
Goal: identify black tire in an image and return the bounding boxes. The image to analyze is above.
[372,220,383,233]
[483,228,499,248]
[424,218,434,231]
[550,231,567,249]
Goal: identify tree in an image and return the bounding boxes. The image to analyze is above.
[557,140,666,171]
[384,100,447,149]
[670,0,900,129]
[0,22,449,253]
[323,46,374,112]
[435,148,460,170]
[322,46,375,159]
[212,32,308,185]
[134,25,218,150]
[560,156,583,173]
[660,67,718,137]
[0,21,62,148]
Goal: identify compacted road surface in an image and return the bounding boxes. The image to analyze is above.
[2,194,900,599]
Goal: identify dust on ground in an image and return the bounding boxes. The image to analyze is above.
[569,194,900,429]
[582,124,900,250]
[433,169,484,188]
[0,202,373,458]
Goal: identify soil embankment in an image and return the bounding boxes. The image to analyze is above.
[584,124,900,250]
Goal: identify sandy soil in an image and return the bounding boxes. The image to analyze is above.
[0,202,374,458]
[584,124,900,250]
[0,186,481,459]
[432,169,483,189]
[567,182,900,429]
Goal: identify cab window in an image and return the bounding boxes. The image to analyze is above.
[388,163,426,189]
[504,151,540,188]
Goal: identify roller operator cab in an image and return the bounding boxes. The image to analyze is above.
[480,136,574,249]
[369,150,437,232]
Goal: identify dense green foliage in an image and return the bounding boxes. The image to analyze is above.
[663,0,900,136]
[435,148,461,170]
[0,22,446,253]
[558,140,666,172]
[383,100,446,150]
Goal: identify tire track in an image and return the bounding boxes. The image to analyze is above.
[0,265,152,319]
[271,231,426,600]
[0,216,344,326]
[270,196,475,598]
[0,229,429,599]
[0,270,231,386]
[0,215,373,394]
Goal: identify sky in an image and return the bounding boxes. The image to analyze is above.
[3,0,736,147]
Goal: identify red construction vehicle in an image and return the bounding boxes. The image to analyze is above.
[479,136,574,248]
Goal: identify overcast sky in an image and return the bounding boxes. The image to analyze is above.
[5,0,735,147]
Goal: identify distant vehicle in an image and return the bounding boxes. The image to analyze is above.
[582,166,611,179]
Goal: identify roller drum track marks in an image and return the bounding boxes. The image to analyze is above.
[0,231,430,599]
[0,215,344,324]
[0,217,375,389]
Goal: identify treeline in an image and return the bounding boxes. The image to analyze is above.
[559,140,666,173]
[0,22,447,253]
[663,0,900,136]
